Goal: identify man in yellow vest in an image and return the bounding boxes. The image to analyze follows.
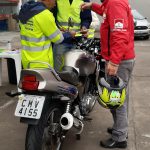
[52,0,92,71]
[19,0,75,69]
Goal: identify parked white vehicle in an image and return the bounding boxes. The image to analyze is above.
[132,9,150,39]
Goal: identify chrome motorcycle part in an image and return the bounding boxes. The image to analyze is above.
[60,112,84,135]
[74,118,84,140]
[60,103,84,131]
[73,105,83,120]
[60,112,74,130]
[60,101,73,130]
[65,101,71,113]
[80,93,97,115]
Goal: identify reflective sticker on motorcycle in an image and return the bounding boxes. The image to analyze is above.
[114,19,124,29]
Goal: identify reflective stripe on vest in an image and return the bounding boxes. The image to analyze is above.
[21,29,63,43]
[21,35,48,42]
[48,29,63,41]
[22,43,51,51]
[58,22,80,27]
[57,21,81,31]
[53,32,64,44]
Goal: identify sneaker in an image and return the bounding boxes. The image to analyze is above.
[100,138,127,149]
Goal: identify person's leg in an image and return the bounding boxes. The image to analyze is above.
[53,43,74,72]
[111,60,135,142]
[109,109,116,130]
[100,60,134,148]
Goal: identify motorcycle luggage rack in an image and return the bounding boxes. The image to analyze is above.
[27,61,62,81]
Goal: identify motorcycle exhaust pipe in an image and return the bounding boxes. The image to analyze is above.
[60,113,74,130]
[60,113,84,131]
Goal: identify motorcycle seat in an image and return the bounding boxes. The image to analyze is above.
[58,66,79,86]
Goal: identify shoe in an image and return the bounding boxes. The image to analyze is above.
[100,138,127,149]
[107,128,128,139]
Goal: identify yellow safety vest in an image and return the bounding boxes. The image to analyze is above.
[20,9,64,69]
[57,0,83,31]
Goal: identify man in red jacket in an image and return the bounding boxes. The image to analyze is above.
[81,0,135,148]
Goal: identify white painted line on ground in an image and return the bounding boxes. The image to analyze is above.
[0,100,15,112]
[142,134,150,138]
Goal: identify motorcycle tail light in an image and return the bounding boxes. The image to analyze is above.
[22,75,39,91]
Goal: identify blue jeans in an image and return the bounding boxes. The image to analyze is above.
[53,43,76,72]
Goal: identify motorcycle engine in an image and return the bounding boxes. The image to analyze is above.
[80,93,97,115]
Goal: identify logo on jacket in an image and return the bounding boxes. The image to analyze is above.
[114,19,124,29]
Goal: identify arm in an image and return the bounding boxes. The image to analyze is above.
[107,2,129,75]
[51,5,76,42]
[108,2,129,64]
[81,2,103,17]
[91,3,103,16]
[80,0,92,29]
[37,10,64,44]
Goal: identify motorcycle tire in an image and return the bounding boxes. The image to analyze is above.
[25,102,64,150]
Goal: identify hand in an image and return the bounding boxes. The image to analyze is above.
[60,27,67,32]
[69,30,76,38]
[81,2,93,11]
[80,26,88,33]
[80,26,88,37]
[106,61,119,76]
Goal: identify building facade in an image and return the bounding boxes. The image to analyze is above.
[0,0,31,31]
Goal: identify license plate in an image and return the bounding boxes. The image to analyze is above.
[15,94,45,119]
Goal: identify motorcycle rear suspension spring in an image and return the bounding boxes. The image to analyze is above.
[65,102,71,113]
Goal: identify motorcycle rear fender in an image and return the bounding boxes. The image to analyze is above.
[20,117,39,125]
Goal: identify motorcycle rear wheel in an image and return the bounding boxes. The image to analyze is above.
[25,102,64,150]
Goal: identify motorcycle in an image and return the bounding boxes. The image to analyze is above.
[8,37,103,150]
